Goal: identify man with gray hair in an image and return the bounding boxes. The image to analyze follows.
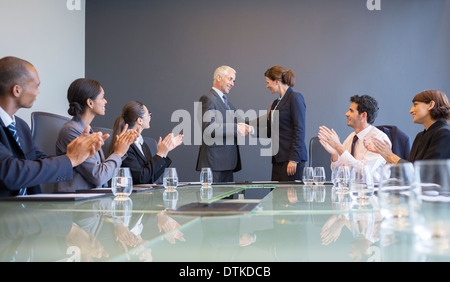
[196,65,249,182]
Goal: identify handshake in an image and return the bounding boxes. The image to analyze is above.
[237,123,254,137]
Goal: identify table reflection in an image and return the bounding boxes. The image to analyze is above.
[0,184,449,262]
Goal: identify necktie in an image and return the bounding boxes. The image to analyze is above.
[223,94,229,110]
[8,122,21,147]
[351,135,358,157]
[7,123,26,195]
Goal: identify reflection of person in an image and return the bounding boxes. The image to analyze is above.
[111,101,182,184]
[55,78,138,192]
[265,66,307,181]
[0,56,105,196]
[196,65,248,183]
[319,95,390,182]
[366,90,450,163]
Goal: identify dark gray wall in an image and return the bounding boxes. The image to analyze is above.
[86,0,450,182]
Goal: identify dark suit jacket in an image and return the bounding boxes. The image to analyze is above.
[196,88,242,172]
[376,125,411,160]
[268,87,307,164]
[0,116,73,196]
[407,120,450,162]
[122,142,171,184]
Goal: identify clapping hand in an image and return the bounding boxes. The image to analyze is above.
[157,133,183,158]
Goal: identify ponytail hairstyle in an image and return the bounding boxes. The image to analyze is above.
[264,66,295,87]
[67,78,102,117]
[109,100,146,155]
[412,90,450,121]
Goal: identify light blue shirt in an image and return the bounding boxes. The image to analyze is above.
[212,87,227,104]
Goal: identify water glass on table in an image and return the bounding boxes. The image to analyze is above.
[410,160,450,255]
[378,162,414,221]
[349,164,374,204]
[163,167,178,190]
[200,167,213,187]
[313,167,326,185]
[332,166,350,190]
[111,167,133,197]
[303,167,314,185]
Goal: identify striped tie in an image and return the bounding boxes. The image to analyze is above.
[8,122,21,147]
[8,122,26,195]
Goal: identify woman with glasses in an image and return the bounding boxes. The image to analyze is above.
[110,101,183,184]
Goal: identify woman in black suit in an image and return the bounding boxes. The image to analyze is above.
[265,66,307,181]
[110,101,183,184]
[366,90,450,163]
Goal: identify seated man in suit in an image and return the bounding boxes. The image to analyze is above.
[0,56,107,196]
[318,94,391,182]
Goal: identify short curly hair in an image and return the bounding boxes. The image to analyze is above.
[350,95,379,124]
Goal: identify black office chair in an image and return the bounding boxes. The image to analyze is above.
[143,136,158,157]
[375,125,411,160]
[31,111,71,193]
[91,126,113,158]
[308,136,332,181]
[31,111,71,155]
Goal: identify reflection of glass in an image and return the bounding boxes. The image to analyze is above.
[112,197,133,225]
[163,189,179,209]
[333,166,350,190]
[313,167,326,185]
[163,168,178,190]
[379,163,414,220]
[200,167,213,187]
[314,185,326,202]
[349,165,374,204]
[200,187,213,200]
[303,185,314,202]
[410,160,450,255]
[111,167,133,197]
[302,167,314,185]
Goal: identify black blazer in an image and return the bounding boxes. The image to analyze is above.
[268,87,307,164]
[0,116,73,196]
[407,120,450,162]
[122,141,171,184]
[196,88,242,172]
[376,125,411,160]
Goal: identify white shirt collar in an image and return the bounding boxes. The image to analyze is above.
[0,106,15,127]
[134,134,144,146]
[355,125,374,140]
[212,87,226,103]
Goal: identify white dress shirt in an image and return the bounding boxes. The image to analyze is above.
[331,125,391,182]
[134,134,145,156]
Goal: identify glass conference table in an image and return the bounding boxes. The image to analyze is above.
[0,182,448,262]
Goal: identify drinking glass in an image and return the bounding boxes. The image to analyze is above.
[313,167,326,185]
[378,162,414,220]
[111,167,133,197]
[302,167,314,185]
[410,160,450,255]
[200,167,213,187]
[163,168,178,190]
[334,166,350,190]
[349,165,374,204]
